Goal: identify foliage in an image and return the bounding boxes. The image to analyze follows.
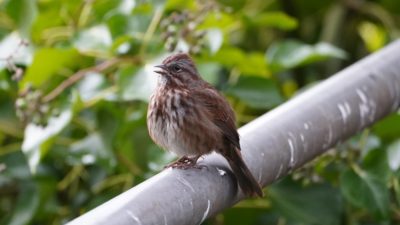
[0,0,399,224]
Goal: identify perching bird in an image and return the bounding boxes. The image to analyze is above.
[147,53,263,197]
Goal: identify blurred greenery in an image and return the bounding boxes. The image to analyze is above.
[0,0,399,224]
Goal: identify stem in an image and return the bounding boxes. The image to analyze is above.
[58,165,84,191]
[42,57,128,103]
[139,7,164,56]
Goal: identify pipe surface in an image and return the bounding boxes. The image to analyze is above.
[67,40,400,225]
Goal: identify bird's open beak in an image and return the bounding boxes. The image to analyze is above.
[154,64,167,75]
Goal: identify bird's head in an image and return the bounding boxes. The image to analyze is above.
[154,53,200,87]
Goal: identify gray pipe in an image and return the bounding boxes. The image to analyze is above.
[67,40,400,225]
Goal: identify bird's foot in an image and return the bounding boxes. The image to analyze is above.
[165,156,202,170]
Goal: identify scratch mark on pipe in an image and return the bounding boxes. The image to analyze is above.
[338,103,351,123]
[323,125,333,149]
[357,88,370,127]
[200,200,211,224]
[344,102,351,115]
[359,103,369,120]
[177,176,195,192]
[327,125,333,144]
[126,210,143,225]
[275,164,283,179]
[288,139,295,168]
[368,100,377,122]
[356,89,367,102]
[216,168,226,176]
[163,215,168,225]
[391,82,400,111]
[300,133,308,152]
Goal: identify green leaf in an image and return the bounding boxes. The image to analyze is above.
[266,40,347,73]
[0,152,31,182]
[77,72,107,101]
[111,35,141,55]
[198,12,235,30]
[387,140,400,171]
[117,64,157,102]
[7,181,39,225]
[21,48,80,88]
[0,32,32,70]
[211,48,270,76]
[205,28,223,54]
[197,63,220,85]
[358,22,387,52]
[22,109,73,173]
[5,0,37,37]
[340,168,390,219]
[238,53,270,77]
[269,179,343,225]
[372,113,400,142]
[210,47,245,67]
[73,25,112,55]
[225,76,284,109]
[363,148,391,183]
[0,69,11,91]
[68,133,116,169]
[247,12,298,30]
[164,0,196,11]
[105,13,130,39]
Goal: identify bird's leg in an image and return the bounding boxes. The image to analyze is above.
[165,155,202,169]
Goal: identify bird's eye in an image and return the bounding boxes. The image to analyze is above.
[171,64,182,73]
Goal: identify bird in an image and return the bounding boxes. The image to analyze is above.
[147,52,263,197]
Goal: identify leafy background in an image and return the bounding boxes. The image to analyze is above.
[0,0,399,224]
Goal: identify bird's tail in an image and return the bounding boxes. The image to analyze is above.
[222,147,263,197]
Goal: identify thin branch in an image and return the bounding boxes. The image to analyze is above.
[139,7,164,56]
[0,39,29,81]
[42,57,138,103]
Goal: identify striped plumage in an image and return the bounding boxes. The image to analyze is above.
[147,53,263,197]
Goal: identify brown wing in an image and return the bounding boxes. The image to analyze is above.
[194,84,240,149]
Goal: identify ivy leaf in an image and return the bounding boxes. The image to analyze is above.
[117,63,158,102]
[247,12,298,30]
[387,140,400,171]
[8,181,39,225]
[372,114,400,142]
[269,179,343,225]
[0,32,32,70]
[68,133,116,169]
[21,48,80,88]
[266,40,347,73]
[77,72,108,101]
[198,12,235,30]
[340,168,390,219]
[5,0,37,37]
[74,25,112,55]
[205,28,223,54]
[22,110,72,173]
[225,76,283,109]
[165,0,196,11]
[362,148,391,183]
[211,47,270,77]
[358,22,387,52]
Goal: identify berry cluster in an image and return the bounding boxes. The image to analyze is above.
[15,86,51,126]
[160,1,220,54]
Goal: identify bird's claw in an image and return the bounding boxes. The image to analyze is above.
[164,156,203,170]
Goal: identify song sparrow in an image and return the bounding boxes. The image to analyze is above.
[147,53,263,197]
